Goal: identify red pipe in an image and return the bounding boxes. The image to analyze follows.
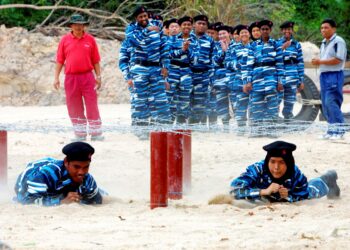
[167,131,183,200]
[150,131,168,209]
[0,131,8,188]
[181,130,192,194]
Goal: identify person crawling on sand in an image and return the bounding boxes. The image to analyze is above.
[14,142,103,206]
[210,141,340,204]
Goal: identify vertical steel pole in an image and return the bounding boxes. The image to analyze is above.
[150,131,168,209]
[0,131,8,188]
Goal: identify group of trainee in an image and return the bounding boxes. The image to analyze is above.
[118,7,346,139]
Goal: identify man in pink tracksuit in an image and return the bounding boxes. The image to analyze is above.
[54,14,103,141]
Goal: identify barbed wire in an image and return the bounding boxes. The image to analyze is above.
[0,118,349,138]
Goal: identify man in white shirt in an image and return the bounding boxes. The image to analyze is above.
[312,18,347,140]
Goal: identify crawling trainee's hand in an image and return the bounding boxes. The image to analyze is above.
[61,192,81,204]
[279,187,289,199]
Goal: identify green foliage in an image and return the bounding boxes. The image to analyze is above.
[0,0,349,52]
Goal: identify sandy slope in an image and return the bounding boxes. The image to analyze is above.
[0,104,350,249]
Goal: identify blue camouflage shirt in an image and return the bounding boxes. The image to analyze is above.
[168,32,198,66]
[119,39,133,81]
[15,157,102,206]
[243,37,284,88]
[126,20,169,68]
[277,36,304,84]
[225,41,251,87]
[191,32,215,71]
[230,160,309,202]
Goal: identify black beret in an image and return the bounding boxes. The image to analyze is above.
[280,21,295,29]
[208,23,215,30]
[163,19,170,28]
[217,25,231,33]
[213,22,224,31]
[148,12,154,19]
[165,18,178,28]
[133,6,147,18]
[193,14,209,23]
[248,21,260,33]
[153,14,163,21]
[235,24,249,35]
[62,142,95,162]
[263,141,296,157]
[231,25,239,34]
[258,19,273,28]
[178,16,193,25]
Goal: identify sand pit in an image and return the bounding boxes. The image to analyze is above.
[0,104,350,249]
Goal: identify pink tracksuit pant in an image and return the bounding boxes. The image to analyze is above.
[64,72,102,137]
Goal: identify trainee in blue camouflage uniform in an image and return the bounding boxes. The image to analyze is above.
[312,18,347,139]
[125,6,170,125]
[164,18,181,121]
[212,25,232,124]
[15,142,103,206]
[167,16,198,124]
[119,39,138,124]
[189,15,216,124]
[230,141,340,202]
[226,25,251,132]
[248,21,261,42]
[242,20,284,135]
[277,21,304,120]
[224,28,240,116]
[206,22,224,125]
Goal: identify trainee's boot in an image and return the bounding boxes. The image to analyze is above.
[320,170,340,199]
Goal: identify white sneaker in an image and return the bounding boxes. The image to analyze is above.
[319,133,332,140]
[329,134,344,140]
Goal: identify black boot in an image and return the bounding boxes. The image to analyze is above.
[320,170,340,199]
[176,115,187,124]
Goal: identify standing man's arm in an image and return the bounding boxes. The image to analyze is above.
[93,63,102,90]
[54,63,64,90]
[91,36,102,90]
[311,57,342,65]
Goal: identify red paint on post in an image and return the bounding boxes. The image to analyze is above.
[182,130,192,194]
[0,131,8,188]
[150,131,168,209]
[167,131,183,200]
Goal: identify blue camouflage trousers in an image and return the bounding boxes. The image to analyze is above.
[128,86,138,125]
[249,89,279,122]
[307,177,329,199]
[131,65,170,123]
[235,86,250,126]
[278,73,299,119]
[166,65,192,119]
[320,71,345,135]
[229,74,239,118]
[213,73,231,121]
[190,71,210,122]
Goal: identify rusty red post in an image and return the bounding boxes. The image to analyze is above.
[150,131,168,209]
[0,131,8,189]
[167,131,183,200]
[182,130,192,194]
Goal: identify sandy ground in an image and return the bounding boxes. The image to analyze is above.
[0,104,350,250]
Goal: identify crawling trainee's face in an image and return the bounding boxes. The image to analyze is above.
[65,159,90,184]
[268,157,287,179]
